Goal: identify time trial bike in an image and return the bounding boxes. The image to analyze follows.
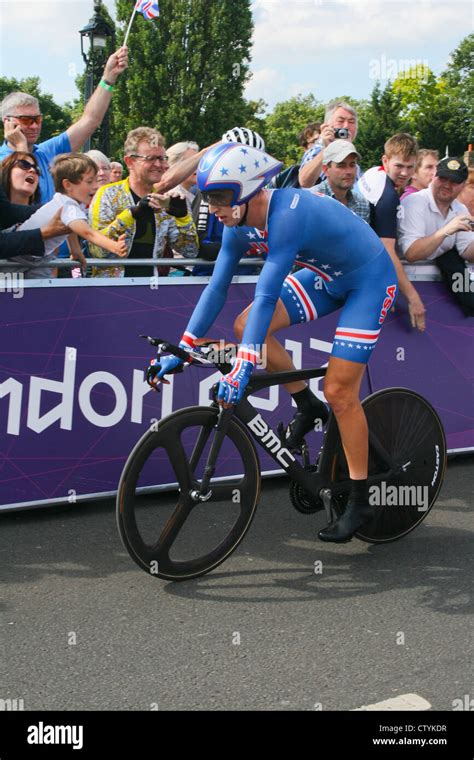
[116,336,447,581]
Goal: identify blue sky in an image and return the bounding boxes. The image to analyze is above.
[0,0,472,111]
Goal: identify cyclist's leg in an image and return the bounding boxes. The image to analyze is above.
[323,250,398,477]
[323,357,368,478]
[234,268,343,394]
[235,269,343,447]
[234,299,302,392]
[319,253,398,542]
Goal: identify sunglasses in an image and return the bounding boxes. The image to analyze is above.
[129,153,168,163]
[6,114,43,127]
[13,158,41,175]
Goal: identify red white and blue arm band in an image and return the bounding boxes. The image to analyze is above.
[179,332,198,361]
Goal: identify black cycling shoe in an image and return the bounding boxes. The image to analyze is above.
[282,397,329,451]
[318,501,374,543]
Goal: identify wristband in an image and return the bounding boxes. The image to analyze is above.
[180,332,197,358]
[99,79,114,92]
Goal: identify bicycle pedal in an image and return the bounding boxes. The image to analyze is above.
[277,421,304,453]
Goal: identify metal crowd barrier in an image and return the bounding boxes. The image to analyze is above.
[0,258,446,279]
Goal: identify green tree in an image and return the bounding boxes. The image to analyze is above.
[391,66,465,156]
[263,94,324,165]
[237,98,268,145]
[0,76,70,144]
[440,33,473,151]
[111,0,253,156]
[443,33,474,93]
[356,81,403,169]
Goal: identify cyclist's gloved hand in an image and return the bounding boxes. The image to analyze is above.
[146,334,196,390]
[217,352,255,406]
[130,195,152,220]
[146,355,184,390]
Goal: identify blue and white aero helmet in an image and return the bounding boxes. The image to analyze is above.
[222,126,266,152]
[197,142,284,205]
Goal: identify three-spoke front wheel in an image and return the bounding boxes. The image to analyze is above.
[116,406,261,581]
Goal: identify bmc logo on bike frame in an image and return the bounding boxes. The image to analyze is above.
[248,414,296,469]
[379,284,397,325]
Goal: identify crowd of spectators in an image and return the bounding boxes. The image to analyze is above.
[0,55,472,315]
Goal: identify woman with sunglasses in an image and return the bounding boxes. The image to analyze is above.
[0,152,41,206]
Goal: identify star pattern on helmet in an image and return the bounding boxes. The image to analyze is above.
[220,168,229,176]
[239,164,247,173]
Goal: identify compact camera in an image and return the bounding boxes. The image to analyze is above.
[334,128,350,139]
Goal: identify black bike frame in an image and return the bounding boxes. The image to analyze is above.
[194,367,398,505]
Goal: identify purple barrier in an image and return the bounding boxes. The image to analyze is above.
[0,280,472,510]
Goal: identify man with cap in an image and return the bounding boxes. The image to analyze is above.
[312,140,370,222]
[398,157,474,315]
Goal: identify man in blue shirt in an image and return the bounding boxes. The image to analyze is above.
[0,47,128,203]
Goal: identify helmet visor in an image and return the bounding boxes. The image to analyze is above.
[202,189,235,207]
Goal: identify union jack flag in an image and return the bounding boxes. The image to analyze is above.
[135,0,160,20]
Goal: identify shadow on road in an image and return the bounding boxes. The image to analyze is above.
[1,456,472,616]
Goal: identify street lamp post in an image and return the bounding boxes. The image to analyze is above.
[79,1,115,154]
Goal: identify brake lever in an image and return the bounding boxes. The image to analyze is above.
[140,335,190,362]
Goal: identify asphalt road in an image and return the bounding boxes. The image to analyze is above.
[1,456,472,712]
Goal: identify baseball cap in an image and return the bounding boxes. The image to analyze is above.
[436,157,468,183]
[323,140,360,165]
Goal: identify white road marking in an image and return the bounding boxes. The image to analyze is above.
[353,693,432,711]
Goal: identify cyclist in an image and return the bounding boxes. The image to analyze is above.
[147,142,399,544]
[192,126,266,276]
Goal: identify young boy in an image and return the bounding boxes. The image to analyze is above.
[12,153,127,278]
[357,133,426,331]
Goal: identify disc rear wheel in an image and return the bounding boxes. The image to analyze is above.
[329,388,447,543]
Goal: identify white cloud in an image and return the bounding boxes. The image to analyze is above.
[251,0,470,63]
[0,0,470,110]
[245,67,283,102]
